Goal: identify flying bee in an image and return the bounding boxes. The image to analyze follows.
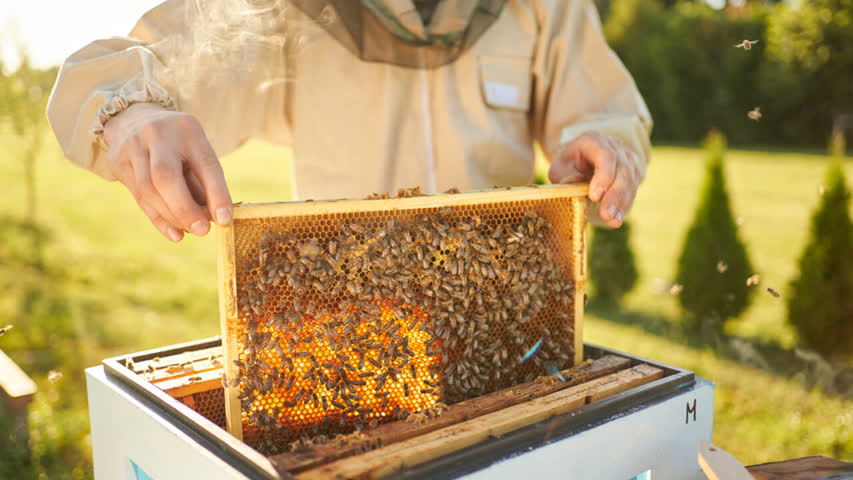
[767,287,781,298]
[734,39,759,50]
[747,107,762,121]
[669,283,684,295]
[746,274,760,287]
[716,261,728,274]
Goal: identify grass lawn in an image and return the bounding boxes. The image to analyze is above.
[0,127,850,478]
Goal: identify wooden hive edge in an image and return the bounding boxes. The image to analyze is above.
[294,363,664,479]
[269,355,631,475]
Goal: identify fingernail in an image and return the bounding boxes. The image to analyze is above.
[615,211,624,226]
[190,220,210,236]
[167,227,183,242]
[216,207,232,225]
[607,205,617,219]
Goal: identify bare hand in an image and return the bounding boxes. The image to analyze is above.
[104,103,232,242]
[548,131,642,228]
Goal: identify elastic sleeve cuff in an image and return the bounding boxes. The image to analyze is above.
[90,80,177,151]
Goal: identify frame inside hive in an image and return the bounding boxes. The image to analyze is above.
[217,185,589,448]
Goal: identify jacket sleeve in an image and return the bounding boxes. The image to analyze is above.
[46,0,289,180]
[531,0,652,179]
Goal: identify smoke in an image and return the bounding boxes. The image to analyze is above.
[159,0,302,100]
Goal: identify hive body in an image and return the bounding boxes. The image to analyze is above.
[217,185,588,452]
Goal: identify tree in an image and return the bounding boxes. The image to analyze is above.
[762,0,853,146]
[588,221,639,306]
[787,163,853,358]
[675,131,754,329]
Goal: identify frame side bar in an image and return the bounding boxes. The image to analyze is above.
[218,223,244,441]
[572,196,587,366]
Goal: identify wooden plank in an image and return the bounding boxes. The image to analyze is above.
[698,441,754,480]
[132,346,224,383]
[571,196,587,366]
[0,349,37,409]
[294,364,662,480]
[747,456,853,480]
[270,355,630,475]
[217,223,243,441]
[233,184,589,220]
[159,371,223,398]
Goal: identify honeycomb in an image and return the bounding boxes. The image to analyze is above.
[219,186,587,453]
[186,388,227,429]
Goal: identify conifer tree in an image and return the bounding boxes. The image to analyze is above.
[787,163,853,357]
[675,131,754,328]
[589,221,639,306]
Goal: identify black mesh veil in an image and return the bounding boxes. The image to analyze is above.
[288,0,507,69]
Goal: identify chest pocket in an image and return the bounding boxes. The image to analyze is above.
[478,55,533,112]
[475,55,535,184]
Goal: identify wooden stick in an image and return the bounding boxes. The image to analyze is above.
[217,223,243,441]
[571,196,587,366]
[698,441,755,480]
[232,184,589,220]
[296,364,663,480]
[270,355,631,475]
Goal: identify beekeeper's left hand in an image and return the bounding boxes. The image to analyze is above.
[548,131,642,229]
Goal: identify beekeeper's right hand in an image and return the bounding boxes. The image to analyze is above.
[103,103,233,242]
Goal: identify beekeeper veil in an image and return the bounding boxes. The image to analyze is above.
[287,0,507,69]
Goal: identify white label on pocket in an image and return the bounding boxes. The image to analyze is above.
[485,81,519,108]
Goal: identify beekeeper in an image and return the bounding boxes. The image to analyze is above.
[47,0,652,243]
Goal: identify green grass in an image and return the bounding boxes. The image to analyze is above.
[0,127,851,478]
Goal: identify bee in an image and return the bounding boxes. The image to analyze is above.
[188,376,202,383]
[669,283,684,295]
[48,370,63,383]
[734,39,759,50]
[746,274,760,287]
[716,261,728,274]
[125,358,136,371]
[747,107,762,121]
[0,325,14,337]
[767,287,781,298]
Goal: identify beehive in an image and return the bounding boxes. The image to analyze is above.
[217,185,588,453]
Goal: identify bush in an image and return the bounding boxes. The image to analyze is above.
[675,131,754,329]
[588,221,638,306]
[786,163,853,358]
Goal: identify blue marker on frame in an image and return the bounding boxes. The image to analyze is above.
[520,337,544,362]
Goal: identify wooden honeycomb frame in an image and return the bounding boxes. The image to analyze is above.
[216,185,589,445]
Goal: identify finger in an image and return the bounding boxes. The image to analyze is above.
[129,151,189,231]
[138,199,184,242]
[148,149,211,236]
[577,134,618,203]
[186,131,233,225]
[112,142,187,240]
[599,161,638,228]
[186,170,208,208]
[556,172,588,185]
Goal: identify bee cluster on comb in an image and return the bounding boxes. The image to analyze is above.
[224,188,583,454]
